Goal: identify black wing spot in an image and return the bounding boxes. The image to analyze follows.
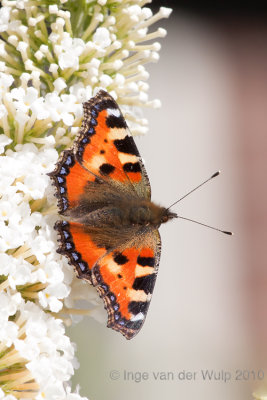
[123,162,141,173]
[106,115,127,129]
[114,135,139,156]
[132,274,156,295]
[128,301,149,315]
[99,163,115,175]
[137,256,155,267]
[113,252,129,265]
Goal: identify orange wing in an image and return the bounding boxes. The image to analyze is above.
[74,90,151,200]
[49,90,150,214]
[55,220,161,339]
[49,150,97,214]
[91,229,161,339]
[55,221,107,282]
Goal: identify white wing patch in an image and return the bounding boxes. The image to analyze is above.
[131,312,144,322]
[107,108,121,118]
[107,128,127,140]
[118,152,138,165]
[127,289,148,302]
[89,154,107,170]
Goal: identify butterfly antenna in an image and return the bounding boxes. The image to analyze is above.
[177,215,233,235]
[167,171,220,210]
[167,170,232,235]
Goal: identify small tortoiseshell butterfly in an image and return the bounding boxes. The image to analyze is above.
[49,90,178,339]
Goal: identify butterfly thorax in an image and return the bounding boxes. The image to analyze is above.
[125,200,177,227]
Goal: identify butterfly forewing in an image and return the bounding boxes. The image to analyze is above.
[74,90,151,200]
[49,150,97,214]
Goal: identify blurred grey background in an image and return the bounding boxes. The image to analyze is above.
[68,4,267,400]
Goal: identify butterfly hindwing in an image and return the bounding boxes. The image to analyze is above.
[55,219,162,339]
[92,229,161,339]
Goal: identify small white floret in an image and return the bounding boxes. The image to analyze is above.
[93,27,111,48]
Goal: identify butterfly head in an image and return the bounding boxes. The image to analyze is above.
[161,208,178,224]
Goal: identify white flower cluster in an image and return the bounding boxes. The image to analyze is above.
[0,0,172,398]
[0,137,103,398]
[0,71,84,146]
[0,0,171,142]
[0,295,85,400]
